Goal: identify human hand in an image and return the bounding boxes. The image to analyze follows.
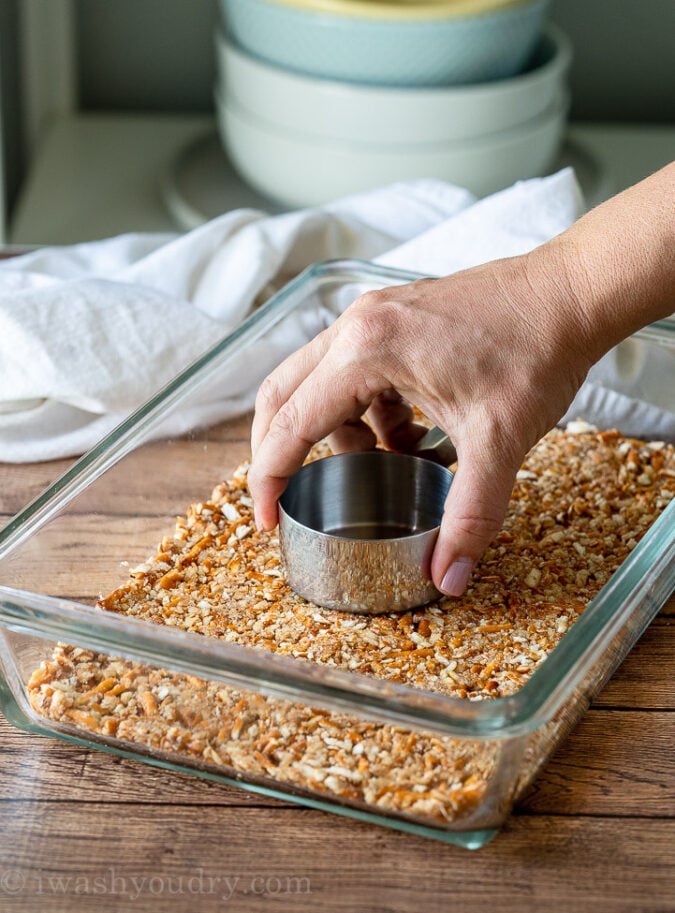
[248,247,595,596]
[249,164,674,596]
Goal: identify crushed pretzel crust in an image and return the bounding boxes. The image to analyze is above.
[27,427,675,828]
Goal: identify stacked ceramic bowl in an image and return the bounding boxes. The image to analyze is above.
[216,0,571,208]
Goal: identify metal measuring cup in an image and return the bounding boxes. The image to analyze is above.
[278,428,456,614]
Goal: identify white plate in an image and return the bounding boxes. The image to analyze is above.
[160,130,612,232]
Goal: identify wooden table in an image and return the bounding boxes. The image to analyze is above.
[0,431,673,913]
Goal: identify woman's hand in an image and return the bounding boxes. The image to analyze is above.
[249,248,594,595]
[248,163,674,596]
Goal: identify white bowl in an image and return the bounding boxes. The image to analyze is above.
[215,25,571,145]
[216,89,569,208]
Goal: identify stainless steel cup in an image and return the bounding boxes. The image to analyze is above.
[279,449,453,614]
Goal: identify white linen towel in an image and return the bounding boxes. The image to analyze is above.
[0,168,672,463]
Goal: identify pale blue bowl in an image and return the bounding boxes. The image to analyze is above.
[220,0,551,87]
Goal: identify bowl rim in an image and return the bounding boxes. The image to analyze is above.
[228,0,541,22]
[216,24,572,101]
[279,451,454,541]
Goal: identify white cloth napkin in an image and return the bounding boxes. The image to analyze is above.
[0,168,672,463]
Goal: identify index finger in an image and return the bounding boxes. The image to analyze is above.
[250,324,335,456]
[248,350,385,530]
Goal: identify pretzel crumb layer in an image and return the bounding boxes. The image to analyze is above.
[27,426,675,827]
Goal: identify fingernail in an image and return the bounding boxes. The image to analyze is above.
[439,558,475,596]
[380,388,401,403]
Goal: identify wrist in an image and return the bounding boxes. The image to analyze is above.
[560,165,674,345]
[523,163,675,368]
[519,240,599,374]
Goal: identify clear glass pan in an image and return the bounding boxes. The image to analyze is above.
[0,259,673,848]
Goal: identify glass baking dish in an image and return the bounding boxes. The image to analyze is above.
[0,259,673,849]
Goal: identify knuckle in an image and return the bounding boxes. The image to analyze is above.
[255,374,281,413]
[354,288,389,310]
[246,463,272,503]
[457,513,502,538]
[272,398,303,438]
[446,511,504,552]
[340,301,396,355]
[340,314,379,354]
[271,399,315,451]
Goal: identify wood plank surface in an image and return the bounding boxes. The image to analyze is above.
[594,616,675,707]
[0,414,252,519]
[518,709,674,815]
[0,804,672,913]
[0,428,673,913]
[0,458,75,520]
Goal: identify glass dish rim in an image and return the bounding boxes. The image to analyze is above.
[0,258,673,741]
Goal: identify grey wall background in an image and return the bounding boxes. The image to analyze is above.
[550,0,675,122]
[75,0,675,122]
[2,0,673,213]
[76,0,219,112]
[0,0,23,213]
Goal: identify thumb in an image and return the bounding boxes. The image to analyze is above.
[430,447,520,596]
